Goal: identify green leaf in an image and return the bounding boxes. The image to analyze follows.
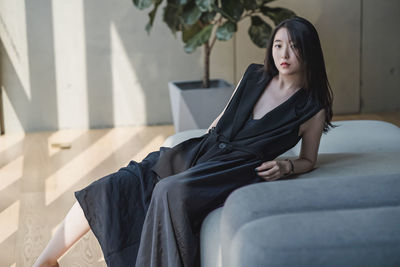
[241,0,257,10]
[184,24,213,53]
[241,0,276,10]
[248,16,272,48]
[145,0,163,34]
[214,5,235,22]
[260,0,276,4]
[196,0,214,12]
[216,21,237,41]
[260,6,296,25]
[182,3,202,25]
[182,22,203,43]
[200,11,217,23]
[133,0,153,10]
[163,3,183,36]
[220,0,244,21]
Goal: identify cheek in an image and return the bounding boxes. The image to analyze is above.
[292,52,301,65]
[289,54,299,66]
[272,51,278,62]
[294,59,302,68]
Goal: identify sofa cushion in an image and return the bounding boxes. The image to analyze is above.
[220,172,400,266]
[200,208,223,267]
[230,205,400,267]
[292,120,400,154]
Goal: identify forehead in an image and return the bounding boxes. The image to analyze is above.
[273,27,292,42]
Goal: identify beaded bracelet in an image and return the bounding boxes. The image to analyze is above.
[283,158,294,176]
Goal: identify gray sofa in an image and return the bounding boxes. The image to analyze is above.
[162,120,400,267]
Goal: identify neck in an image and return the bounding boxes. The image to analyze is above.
[275,72,304,92]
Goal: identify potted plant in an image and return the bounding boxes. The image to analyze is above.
[133,0,296,132]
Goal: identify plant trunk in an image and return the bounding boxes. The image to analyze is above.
[203,42,210,88]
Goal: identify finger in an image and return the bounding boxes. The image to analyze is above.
[255,161,274,171]
[257,166,278,177]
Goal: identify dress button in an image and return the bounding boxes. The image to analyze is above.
[218,143,226,149]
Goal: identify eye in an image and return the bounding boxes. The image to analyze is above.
[274,44,281,48]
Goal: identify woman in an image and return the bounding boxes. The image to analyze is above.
[33,16,335,267]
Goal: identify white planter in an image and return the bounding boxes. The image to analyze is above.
[168,79,233,133]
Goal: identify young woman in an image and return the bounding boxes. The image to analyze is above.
[33,16,335,267]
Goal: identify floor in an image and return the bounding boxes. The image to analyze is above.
[0,111,399,267]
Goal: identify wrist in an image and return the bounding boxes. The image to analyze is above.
[283,158,294,175]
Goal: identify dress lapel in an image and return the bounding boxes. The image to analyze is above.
[228,73,272,140]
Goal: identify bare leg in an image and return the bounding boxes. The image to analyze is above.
[33,201,90,267]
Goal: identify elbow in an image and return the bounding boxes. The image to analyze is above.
[308,159,317,171]
[309,162,316,172]
[299,157,316,172]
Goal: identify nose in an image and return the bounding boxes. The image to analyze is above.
[281,45,289,59]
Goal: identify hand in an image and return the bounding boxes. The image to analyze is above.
[254,160,288,182]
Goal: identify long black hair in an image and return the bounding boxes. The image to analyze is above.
[260,16,337,134]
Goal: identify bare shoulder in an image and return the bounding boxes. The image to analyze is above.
[299,108,326,137]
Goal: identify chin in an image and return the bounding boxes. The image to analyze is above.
[279,68,299,75]
[279,70,294,75]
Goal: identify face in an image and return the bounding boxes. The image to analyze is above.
[272,27,303,75]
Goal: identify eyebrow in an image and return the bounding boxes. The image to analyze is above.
[274,39,295,44]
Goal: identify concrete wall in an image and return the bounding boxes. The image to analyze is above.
[0,0,399,133]
[0,0,233,133]
[361,0,400,113]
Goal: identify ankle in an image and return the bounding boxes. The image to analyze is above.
[33,259,59,267]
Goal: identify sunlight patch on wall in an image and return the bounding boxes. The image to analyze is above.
[110,22,146,126]
[1,88,24,133]
[52,0,89,129]
[0,0,31,99]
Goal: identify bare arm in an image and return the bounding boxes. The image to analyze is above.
[206,76,243,133]
[286,108,326,174]
[255,108,326,181]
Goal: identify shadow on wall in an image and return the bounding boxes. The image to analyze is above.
[1,1,59,132]
[1,0,198,133]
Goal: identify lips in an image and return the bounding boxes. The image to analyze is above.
[281,62,290,66]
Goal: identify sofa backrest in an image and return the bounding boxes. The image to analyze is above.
[163,120,400,179]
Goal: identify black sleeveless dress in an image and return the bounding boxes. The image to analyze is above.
[74,63,323,267]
